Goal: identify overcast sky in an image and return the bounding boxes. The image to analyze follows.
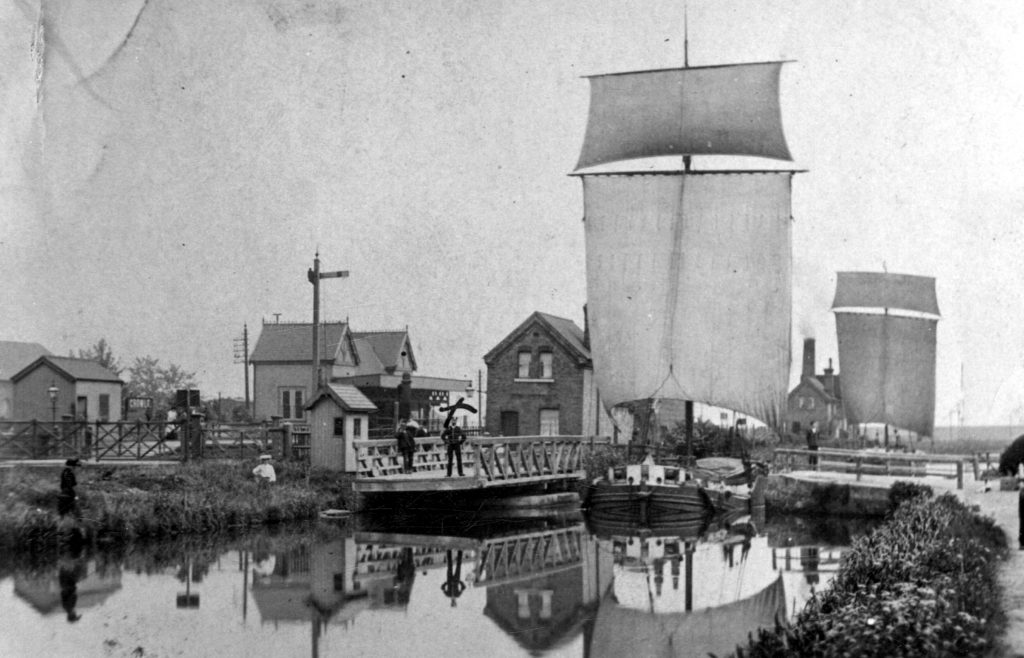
[2,0,1023,426]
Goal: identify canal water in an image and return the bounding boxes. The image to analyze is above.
[0,511,877,658]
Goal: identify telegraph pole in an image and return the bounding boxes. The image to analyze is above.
[233,324,250,416]
[307,252,349,391]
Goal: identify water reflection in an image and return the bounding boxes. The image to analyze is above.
[0,511,876,658]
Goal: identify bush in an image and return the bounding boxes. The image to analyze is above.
[888,480,933,513]
[731,493,1006,657]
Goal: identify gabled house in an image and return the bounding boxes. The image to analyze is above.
[483,311,611,437]
[0,341,52,419]
[787,338,845,438]
[12,356,123,422]
[250,320,470,433]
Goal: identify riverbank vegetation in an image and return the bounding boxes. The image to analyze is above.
[731,490,1007,657]
[0,461,348,553]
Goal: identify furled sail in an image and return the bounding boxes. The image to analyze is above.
[576,62,792,170]
[832,272,940,437]
[580,172,793,427]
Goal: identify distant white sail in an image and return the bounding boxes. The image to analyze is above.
[832,272,940,437]
[576,62,792,170]
[581,172,793,427]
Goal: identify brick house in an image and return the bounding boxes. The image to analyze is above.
[12,356,123,422]
[0,341,52,419]
[483,311,611,437]
[787,338,845,438]
[250,320,470,434]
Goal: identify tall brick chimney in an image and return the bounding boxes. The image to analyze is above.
[802,338,816,380]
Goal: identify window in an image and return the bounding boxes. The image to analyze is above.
[281,388,305,420]
[353,417,362,438]
[99,394,110,420]
[517,351,531,378]
[539,351,553,379]
[539,409,559,436]
[334,417,345,436]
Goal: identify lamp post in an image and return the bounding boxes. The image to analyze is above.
[47,382,59,424]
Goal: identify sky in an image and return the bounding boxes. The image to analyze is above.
[2,0,1023,427]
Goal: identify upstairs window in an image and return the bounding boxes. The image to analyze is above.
[517,351,531,378]
[539,351,553,379]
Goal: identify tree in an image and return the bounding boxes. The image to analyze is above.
[124,356,198,415]
[73,338,123,376]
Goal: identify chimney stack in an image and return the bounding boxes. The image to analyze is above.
[824,358,835,397]
[802,338,815,380]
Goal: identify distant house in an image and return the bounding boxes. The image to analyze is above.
[0,341,52,419]
[12,356,124,422]
[787,338,845,438]
[483,311,612,437]
[250,320,470,433]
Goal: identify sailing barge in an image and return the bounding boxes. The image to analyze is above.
[572,58,800,518]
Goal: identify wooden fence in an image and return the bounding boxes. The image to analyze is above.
[0,420,281,463]
[772,447,980,489]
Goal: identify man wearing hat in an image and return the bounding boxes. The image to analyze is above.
[58,459,81,516]
[396,420,419,474]
[252,454,277,483]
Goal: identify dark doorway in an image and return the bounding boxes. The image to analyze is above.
[500,411,519,437]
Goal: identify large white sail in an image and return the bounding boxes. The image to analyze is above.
[832,272,940,437]
[580,172,793,427]
[576,62,792,170]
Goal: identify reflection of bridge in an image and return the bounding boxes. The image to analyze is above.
[352,435,600,495]
[353,523,586,590]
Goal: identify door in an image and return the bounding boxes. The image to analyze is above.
[500,411,519,437]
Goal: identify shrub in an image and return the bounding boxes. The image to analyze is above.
[730,493,1006,657]
[888,480,933,512]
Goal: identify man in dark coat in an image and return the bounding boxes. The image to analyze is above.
[396,420,418,473]
[806,422,820,467]
[58,458,80,516]
[442,425,466,477]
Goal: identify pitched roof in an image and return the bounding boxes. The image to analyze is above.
[789,374,842,403]
[250,322,349,363]
[349,337,384,375]
[13,356,122,383]
[0,341,51,380]
[305,383,378,412]
[483,311,591,366]
[351,331,414,372]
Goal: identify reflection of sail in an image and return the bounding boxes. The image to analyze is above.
[832,272,940,436]
[591,572,786,658]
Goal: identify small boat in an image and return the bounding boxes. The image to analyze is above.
[586,456,766,525]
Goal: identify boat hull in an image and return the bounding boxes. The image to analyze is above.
[587,481,713,525]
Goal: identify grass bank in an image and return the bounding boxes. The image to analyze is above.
[0,461,351,553]
[733,490,1007,657]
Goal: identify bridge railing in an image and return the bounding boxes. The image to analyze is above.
[353,434,603,481]
[772,447,973,489]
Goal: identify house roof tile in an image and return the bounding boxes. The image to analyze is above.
[250,323,348,362]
